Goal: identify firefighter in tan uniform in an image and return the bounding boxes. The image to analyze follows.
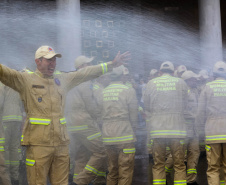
[144,61,188,185]
[0,46,129,185]
[2,86,23,185]
[181,71,200,185]
[196,61,226,185]
[100,66,138,185]
[66,56,107,185]
[0,83,12,185]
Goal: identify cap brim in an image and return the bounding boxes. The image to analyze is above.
[44,53,62,59]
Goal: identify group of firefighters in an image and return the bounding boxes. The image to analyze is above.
[0,45,225,185]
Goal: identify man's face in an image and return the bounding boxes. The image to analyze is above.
[36,57,56,77]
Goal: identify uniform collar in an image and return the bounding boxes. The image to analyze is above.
[35,69,54,79]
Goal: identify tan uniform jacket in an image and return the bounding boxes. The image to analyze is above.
[0,62,112,146]
[196,78,226,144]
[101,81,138,145]
[144,74,188,139]
[184,88,199,137]
[66,80,100,133]
[2,86,23,123]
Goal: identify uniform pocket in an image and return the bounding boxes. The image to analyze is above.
[29,118,51,144]
[60,118,69,141]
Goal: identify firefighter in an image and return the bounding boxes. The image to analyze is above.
[144,61,188,185]
[2,86,23,185]
[66,56,107,185]
[181,71,200,185]
[0,82,12,185]
[196,61,226,185]
[100,66,138,185]
[0,46,129,185]
[177,65,187,78]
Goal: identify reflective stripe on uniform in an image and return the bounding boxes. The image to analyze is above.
[101,63,108,74]
[29,118,51,125]
[165,166,172,173]
[10,161,20,166]
[221,181,225,185]
[0,146,4,151]
[21,135,24,142]
[174,180,187,185]
[153,179,166,185]
[166,147,170,151]
[123,148,136,154]
[60,117,66,124]
[85,165,106,176]
[206,135,226,141]
[2,115,22,121]
[187,169,197,174]
[103,135,133,143]
[67,125,88,132]
[5,160,10,165]
[93,85,100,90]
[87,132,101,140]
[0,138,5,144]
[104,84,129,90]
[18,149,21,153]
[73,174,78,179]
[205,145,211,151]
[150,130,186,136]
[26,159,35,166]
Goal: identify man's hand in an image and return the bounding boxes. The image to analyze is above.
[112,51,131,67]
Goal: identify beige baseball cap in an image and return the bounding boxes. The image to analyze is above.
[74,56,94,69]
[160,61,174,72]
[111,66,124,78]
[181,70,200,81]
[213,61,226,74]
[199,69,209,79]
[177,65,187,73]
[35,46,61,59]
[122,66,129,75]
[150,69,158,76]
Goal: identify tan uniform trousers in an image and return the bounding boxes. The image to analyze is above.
[0,150,11,185]
[186,137,200,183]
[152,138,186,185]
[4,122,21,181]
[71,132,107,185]
[26,145,69,185]
[105,143,135,185]
[206,143,226,185]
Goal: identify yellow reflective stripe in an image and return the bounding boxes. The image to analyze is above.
[26,159,35,166]
[0,138,5,144]
[73,174,78,179]
[18,149,21,153]
[93,85,100,90]
[21,135,24,142]
[101,63,108,74]
[67,125,88,131]
[123,148,136,154]
[5,160,10,165]
[29,118,51,125]
[206,135,226,141]
[138,106,143,111]
[10,161,19,165]
[150,130,186,136]
[85,165,106,176]
[103,135,133,143]
[180,140,185,145]
[165,166,172,173]
[187,169,197,174]
[153,179,166,185]
[2,115,22,121]
[0,146,4,151]
[221,181,225,185]
[174,180,187,185]
[60,118,66,124]
[166,147,170,151]
[87,132,101,140]
[105,84,129,90]
[205,145,211,151]
[125,82,132,88]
